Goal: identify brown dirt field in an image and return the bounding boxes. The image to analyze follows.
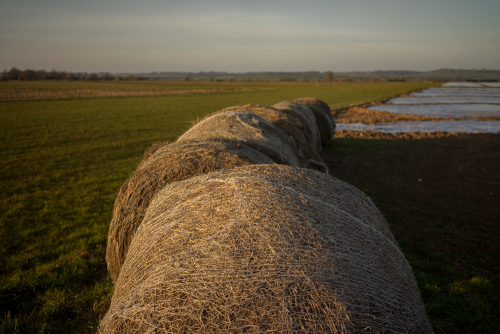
[0,88,255,101]
[323,133,500,279]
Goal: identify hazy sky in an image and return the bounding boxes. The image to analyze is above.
[1,0,499,73]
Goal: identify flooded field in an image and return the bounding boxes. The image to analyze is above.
[340,83,500,135]
[386,96,500,104]
[442,82,485,87]
[337,120,500,133]
[412,87,500,97]
[443,82,500,88]
[368,104,500,118]
[481,82,500,87]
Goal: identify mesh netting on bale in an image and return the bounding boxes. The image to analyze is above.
[99,165,433,334]
[177,111,301,167]
[294,97,336,146]
[216,104,324,168]
[106,139,276,282]
[272,101,322,151]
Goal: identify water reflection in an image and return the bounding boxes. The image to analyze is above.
[337,121,500,133]
[388,96,500,104]
[340,83,500,133]
[443,82,500,88]
[417,87,500,97]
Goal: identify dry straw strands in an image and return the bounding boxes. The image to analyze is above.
[100,165,433,334]
[216,104,323,166]
[294,97,336,146]
[177,111,301,167]
[106,99,333,281]
[106,139,276,281]
[272,101,322,151]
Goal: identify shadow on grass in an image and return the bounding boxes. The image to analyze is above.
[323,134,500,333]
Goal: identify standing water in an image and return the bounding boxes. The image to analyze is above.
[342,83,500,133]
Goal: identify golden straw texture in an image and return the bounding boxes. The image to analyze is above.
[272,101,322,151]
[294,97,336,146]
[106,139,276,281]
[177,111,301,167]
[216,104,323,166]
[100,165,433,333]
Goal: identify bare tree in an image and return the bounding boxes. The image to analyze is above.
[7,67,22,80]
[100,73,115,81]
[66,72,77,81]
[324,71,335,82]
[84,73,99,80]
[24,69,37,81]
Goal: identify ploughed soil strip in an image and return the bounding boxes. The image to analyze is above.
[0,88,256,101]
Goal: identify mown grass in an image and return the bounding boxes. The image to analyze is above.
[0,81,438,333]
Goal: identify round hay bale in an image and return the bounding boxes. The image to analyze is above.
[100,165,433,333]
[177,111,300,167]
[217,104,323,166]
[294,97,336,146]
[272,101,322,151]
[106,139,276,282]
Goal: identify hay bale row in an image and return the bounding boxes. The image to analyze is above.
[106,138,277,281]
[295,97,337,146]
[216,104,323,165]
[177,111,300,167]
[100,165,433,333]
[106,98,335,281]
[272,101,322,150]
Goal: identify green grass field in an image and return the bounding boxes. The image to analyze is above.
[0,80,430,103]
[0,81,452,333]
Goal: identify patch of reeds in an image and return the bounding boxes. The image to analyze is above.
[334,106,500,125]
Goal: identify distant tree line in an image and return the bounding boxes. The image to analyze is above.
[4,68,409,83]
[0,67,148,81]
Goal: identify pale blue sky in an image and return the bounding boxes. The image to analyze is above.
[1,0,499,72]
